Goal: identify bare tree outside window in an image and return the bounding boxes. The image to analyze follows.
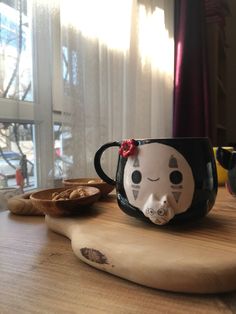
[0,122,34,188]
[0,0,32,101]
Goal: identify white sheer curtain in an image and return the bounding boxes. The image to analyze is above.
[54,0,174,179]
[0,0,174,188]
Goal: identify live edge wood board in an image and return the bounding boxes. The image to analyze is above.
[46,188,236,294]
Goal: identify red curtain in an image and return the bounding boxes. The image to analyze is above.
[173,0,211,138]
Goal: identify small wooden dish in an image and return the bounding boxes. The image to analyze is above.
[30,186,101,217]
[7,192,44,216]
[63,177,114,197]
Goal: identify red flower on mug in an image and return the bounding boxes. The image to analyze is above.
[119,139,137,158]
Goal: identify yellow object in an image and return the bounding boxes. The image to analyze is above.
[213,147,233,186]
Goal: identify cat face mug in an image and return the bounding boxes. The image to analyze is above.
[94,138,218,225]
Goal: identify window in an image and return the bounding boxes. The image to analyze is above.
[0,122,35,188]
[0,1,33,101]
[0,0,57,190]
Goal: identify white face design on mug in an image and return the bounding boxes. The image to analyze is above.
[123,143,195,224]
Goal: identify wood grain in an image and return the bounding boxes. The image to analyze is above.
[0,189,236,313]
[46,187,236,294]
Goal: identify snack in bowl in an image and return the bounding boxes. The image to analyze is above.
[30,186,101,217]
[51,188,88,201]
[63,177,114,197]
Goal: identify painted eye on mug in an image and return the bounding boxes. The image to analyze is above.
[157,208,166,216]
[169,170,183,185]
[147,208,155,216]
[131,170,142,184]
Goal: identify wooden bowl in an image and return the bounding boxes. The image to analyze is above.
[7,191,44,216]
[30,186,101,217]
[63,178,115,197]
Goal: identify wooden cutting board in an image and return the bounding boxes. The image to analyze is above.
[46,188,236,294]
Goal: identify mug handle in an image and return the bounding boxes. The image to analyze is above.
[94,141,120,185]
[216,147,233,170]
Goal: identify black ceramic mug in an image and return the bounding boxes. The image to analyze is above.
[94,138,218,225]
[216,147,236,195]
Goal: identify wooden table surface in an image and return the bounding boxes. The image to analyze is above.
[1,187,236,314]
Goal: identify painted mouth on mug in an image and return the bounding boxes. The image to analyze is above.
[154,217,168,225]
[147,177,160,182]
